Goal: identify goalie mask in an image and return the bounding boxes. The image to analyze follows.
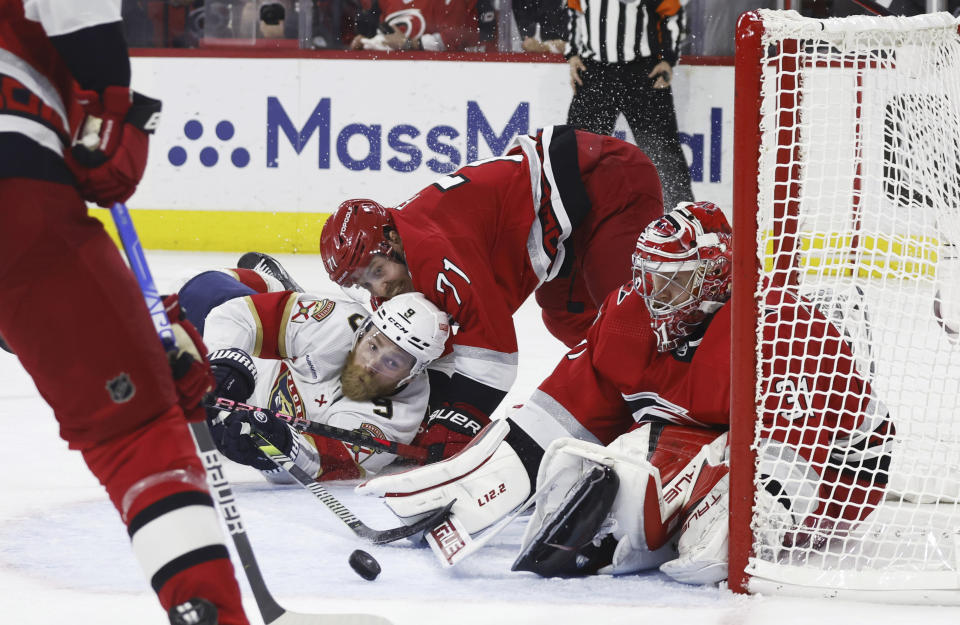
[632,201,732,351]
[349,292,450,390]
[320,198,397,286]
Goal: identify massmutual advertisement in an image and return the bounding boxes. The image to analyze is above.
[120,56,733,251]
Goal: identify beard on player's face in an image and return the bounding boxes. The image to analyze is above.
[353,255,414,300]
[340,350,398,401]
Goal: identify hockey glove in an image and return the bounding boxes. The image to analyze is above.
[162,294,216,423]
[66,86,161,207]
[417,403,490,464]
[210,409,294,472]
[206,347,258,416]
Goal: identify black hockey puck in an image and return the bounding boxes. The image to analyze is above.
[349,549,381,581]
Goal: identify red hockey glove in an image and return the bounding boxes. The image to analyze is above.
[66,87,162,207]
[163,294,216,422]
[417,403,491,464]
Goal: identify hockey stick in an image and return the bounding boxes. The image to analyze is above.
[208,396,428,463]
[109,202,391,625]
[241,425,453,544]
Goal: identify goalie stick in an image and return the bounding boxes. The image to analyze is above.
[109,202,391,625]
[208,396,429,463]
[241,424,453,544]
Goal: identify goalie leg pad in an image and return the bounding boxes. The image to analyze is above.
[356,420,530,534]
[659,472,730,585]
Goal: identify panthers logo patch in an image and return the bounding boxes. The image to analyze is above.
[291,299,336,323]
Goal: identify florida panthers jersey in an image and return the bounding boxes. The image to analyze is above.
[203,290,430,480]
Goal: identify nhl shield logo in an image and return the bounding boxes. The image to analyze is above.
[106,373,135,403]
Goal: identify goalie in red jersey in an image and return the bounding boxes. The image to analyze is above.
[356,201,894,583]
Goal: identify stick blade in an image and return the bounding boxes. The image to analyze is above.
[270,611,393,625]
[367,499,455,545]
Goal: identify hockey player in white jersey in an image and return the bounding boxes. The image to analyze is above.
[175,256,449,482]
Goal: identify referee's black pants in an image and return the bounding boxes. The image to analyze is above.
[567,56,694,213]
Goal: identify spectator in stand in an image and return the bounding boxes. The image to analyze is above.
[564,0,694,212]
[237,1,298,40]
[312,0,369,48]
[350,0,495,52]
[513,0,565,54]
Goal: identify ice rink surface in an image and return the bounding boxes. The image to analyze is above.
[1,251,958,625]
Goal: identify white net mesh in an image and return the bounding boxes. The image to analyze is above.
[747,9,960,597]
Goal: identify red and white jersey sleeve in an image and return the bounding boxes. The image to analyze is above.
[0,0,122,156]
[377,0,479,51]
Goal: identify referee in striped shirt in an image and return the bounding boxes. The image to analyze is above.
[565,0,694,212]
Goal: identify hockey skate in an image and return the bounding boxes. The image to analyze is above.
[237,252,304,292]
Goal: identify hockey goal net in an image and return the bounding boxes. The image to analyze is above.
[731,10,960,602]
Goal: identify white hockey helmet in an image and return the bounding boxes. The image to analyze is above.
[354,292,450,385]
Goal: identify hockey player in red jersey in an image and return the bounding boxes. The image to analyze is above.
[0,2,247,623]
[320,125,664,463]
[355,201,893,582]
[350,0,494,52]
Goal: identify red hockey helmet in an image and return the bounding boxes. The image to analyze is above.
[632,201,733,351]
[320,198,395,286]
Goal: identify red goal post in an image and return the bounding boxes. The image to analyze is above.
[731,9,960,602]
